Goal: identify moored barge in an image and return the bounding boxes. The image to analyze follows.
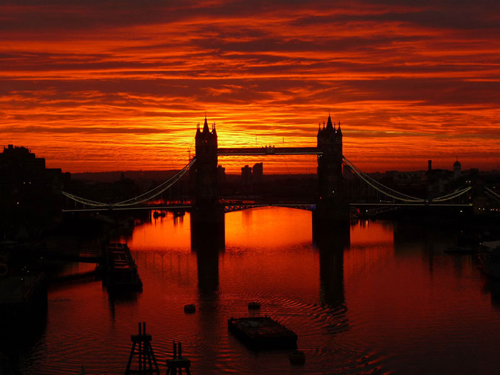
[228,316,297,350]
[105,243,142,291]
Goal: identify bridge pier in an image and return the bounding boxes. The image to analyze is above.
[190,206,225,251]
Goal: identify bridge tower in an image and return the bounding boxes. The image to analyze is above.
[314,114,349,223]
[194,117,218,205]
[191,117,225,238]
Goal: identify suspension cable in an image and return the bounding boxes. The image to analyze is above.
[485,188,500,203]
[61,191,109,207]
[343,157,423,202]
[432,186,471,202]
[114,158,195,206]
[485,187,500,200]
[343,157,422,201]
[62,158,195,208]
[347,166,424,202]
[431,187,469,200]
[344,156,472,203]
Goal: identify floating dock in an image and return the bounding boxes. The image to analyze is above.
[228,316,297,350]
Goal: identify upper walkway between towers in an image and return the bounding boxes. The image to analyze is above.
[217,146,321,156]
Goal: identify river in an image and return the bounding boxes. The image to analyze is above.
[6,207,500,374]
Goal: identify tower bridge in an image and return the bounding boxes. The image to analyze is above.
[192,114,347,225]
[62,114,484,223]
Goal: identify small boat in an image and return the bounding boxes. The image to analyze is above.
[173,210,185,217]
[228,316,297,350]
[478,241,500,278]
[247,302,261,310]
[153,211,166,219]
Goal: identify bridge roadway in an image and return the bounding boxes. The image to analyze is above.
[217,146,321,156]
[62,202,473,213]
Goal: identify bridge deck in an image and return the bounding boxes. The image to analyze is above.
[63,201,473,213]
[218,147,320,156]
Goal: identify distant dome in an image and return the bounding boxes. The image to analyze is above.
[454,160,461,167]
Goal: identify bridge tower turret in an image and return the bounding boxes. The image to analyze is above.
[314,114,349,223]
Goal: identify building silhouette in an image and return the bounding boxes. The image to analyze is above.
[253,163,263,184]
[0,145,70,240]
[454,158,462,179]
[241,165,252,186]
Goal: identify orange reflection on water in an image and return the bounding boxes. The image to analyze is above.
[225,207,312,248]
[350,220,394,247]
[344,221,395,295]
[223,207,317,299]
[124,212,191,252]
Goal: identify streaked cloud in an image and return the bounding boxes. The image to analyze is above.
[1,0,499,172]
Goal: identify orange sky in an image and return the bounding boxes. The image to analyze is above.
[1,0,499,173]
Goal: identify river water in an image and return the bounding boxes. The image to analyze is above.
[8,207,500,374]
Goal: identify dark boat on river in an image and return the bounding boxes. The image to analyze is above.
[105,243,142,292]
[228,316,297,350]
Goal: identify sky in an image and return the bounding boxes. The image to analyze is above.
[1,0,499,174]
